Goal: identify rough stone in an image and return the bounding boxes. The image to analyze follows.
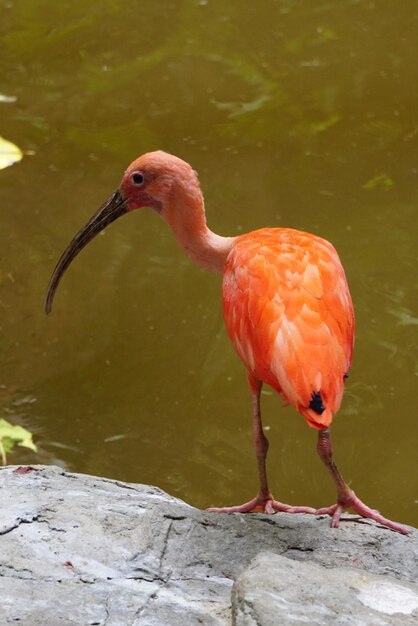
[0,465,416,625]
[232,553,418,626]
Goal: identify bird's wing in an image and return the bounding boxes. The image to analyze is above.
[222,228,355,428]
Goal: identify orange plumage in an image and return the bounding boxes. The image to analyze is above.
[223,228,354,429]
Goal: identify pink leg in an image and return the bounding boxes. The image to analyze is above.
[208,377,316,515]
[315,427,410,535]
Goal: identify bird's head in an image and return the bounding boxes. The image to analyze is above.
[120,150,198,213]
[44,151,199,314]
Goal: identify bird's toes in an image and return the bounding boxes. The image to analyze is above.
[331,504,344,528]
[315,503,338,516]
[264,500,276,515]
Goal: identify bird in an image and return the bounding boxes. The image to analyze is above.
[45,150,409,535]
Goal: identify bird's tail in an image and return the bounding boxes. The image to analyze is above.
[301,406,333,430]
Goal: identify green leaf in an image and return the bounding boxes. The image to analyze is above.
[0,418,37,465]
[1,438,15,453]
[0,136,23,170]
[19,437,37,453]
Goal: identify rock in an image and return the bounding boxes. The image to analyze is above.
[0,465,416,625]
[232,553,418,626]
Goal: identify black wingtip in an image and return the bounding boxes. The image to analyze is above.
[309,391,325,415]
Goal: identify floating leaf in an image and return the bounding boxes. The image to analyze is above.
[0,136,23,170]
[0,418,37,465]
[362,173,394,191]
[0,94,17,103]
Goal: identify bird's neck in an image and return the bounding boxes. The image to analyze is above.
[161,183,236,273]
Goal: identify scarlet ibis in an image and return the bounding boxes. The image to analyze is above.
[45,151,409,535]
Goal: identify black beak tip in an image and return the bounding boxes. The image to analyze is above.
[43,189,127,318]
[44,287,54,315]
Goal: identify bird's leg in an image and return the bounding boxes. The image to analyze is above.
[208,376,316,515]
[315,427,410,535]
[251,383,271,503]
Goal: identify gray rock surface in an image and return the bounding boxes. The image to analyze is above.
[0,465,416,626]
[233,553,418,626]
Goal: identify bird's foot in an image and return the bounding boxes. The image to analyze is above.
[315,490,410,535]
[208,494,316,515]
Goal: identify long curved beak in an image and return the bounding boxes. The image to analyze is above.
[44,189,128,314]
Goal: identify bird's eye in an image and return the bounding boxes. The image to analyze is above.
[131,172,144,186]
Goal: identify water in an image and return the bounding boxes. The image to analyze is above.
[1,0,417,527]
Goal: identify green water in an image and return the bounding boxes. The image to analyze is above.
[1,0,417,527]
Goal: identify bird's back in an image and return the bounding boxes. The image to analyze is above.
[222,228,354,428]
